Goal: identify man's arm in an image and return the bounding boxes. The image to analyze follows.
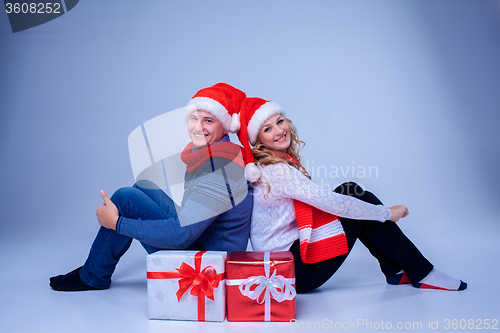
[106,160,246,249]
[116,214,217,249]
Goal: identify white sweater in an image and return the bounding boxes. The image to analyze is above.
[250,163,392,252]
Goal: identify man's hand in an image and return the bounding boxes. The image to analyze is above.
[388,205,409,222]
[96,190,119,230]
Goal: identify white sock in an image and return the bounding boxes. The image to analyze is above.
[417,268,463,290]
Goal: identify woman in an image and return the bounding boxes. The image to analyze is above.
[50,83,253,291]
[237,97,466,293]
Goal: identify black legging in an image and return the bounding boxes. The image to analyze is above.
[290,182,434,293]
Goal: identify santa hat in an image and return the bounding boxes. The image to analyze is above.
[186,83,246,133]
[237,97,285,182]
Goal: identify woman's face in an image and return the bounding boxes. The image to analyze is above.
[187,110,226,148]
[257,114,291,153]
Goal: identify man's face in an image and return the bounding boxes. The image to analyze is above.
[187,110,226,148]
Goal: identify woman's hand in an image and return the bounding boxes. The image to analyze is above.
[96,190,119,230]
[388,205,409,222]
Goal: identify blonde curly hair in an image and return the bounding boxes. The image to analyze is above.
[251,116,311,197]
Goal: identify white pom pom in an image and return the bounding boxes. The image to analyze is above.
[228,113,241,133]
[245,164,261,182]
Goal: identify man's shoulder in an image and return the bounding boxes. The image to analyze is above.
[192,155,244,176]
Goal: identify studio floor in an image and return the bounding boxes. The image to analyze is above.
[2,226,497,333]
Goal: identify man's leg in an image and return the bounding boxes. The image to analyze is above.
[50,184,177,291]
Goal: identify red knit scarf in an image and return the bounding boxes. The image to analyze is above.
[283,155,349,264]
[180,141,245,173]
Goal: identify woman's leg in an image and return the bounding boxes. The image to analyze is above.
[292,182,391,293]
[293,181,435,294]
[333,182,406,278]
[291,218,364,293]
[50,182,177,291]
[336,182,466,291]
[294,182,465,292]
[334,182,434,282]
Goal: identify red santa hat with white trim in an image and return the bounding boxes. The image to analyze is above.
[237,97,285,182]
[186,83,246,133]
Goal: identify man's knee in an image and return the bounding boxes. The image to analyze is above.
[110,186,140,205]
[134,179,161,190]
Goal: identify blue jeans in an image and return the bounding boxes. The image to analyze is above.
[80,182,180,289]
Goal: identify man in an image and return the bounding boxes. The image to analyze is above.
[50,83,252,291]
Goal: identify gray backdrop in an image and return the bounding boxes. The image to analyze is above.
[1,0,498,246]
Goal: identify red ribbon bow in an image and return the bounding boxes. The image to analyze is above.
[147,251,225,321]
[175,253,222,302]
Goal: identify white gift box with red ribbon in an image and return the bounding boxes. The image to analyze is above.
[146,250,226,321]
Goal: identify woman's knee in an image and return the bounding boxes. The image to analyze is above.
[334,182,382,205]
[334,181,363,196]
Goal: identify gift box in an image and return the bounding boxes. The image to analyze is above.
[226,251,296,321]
[147,250,226,321]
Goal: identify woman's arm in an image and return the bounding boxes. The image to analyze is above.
[387,205,409,222]
[262,163,396,222]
